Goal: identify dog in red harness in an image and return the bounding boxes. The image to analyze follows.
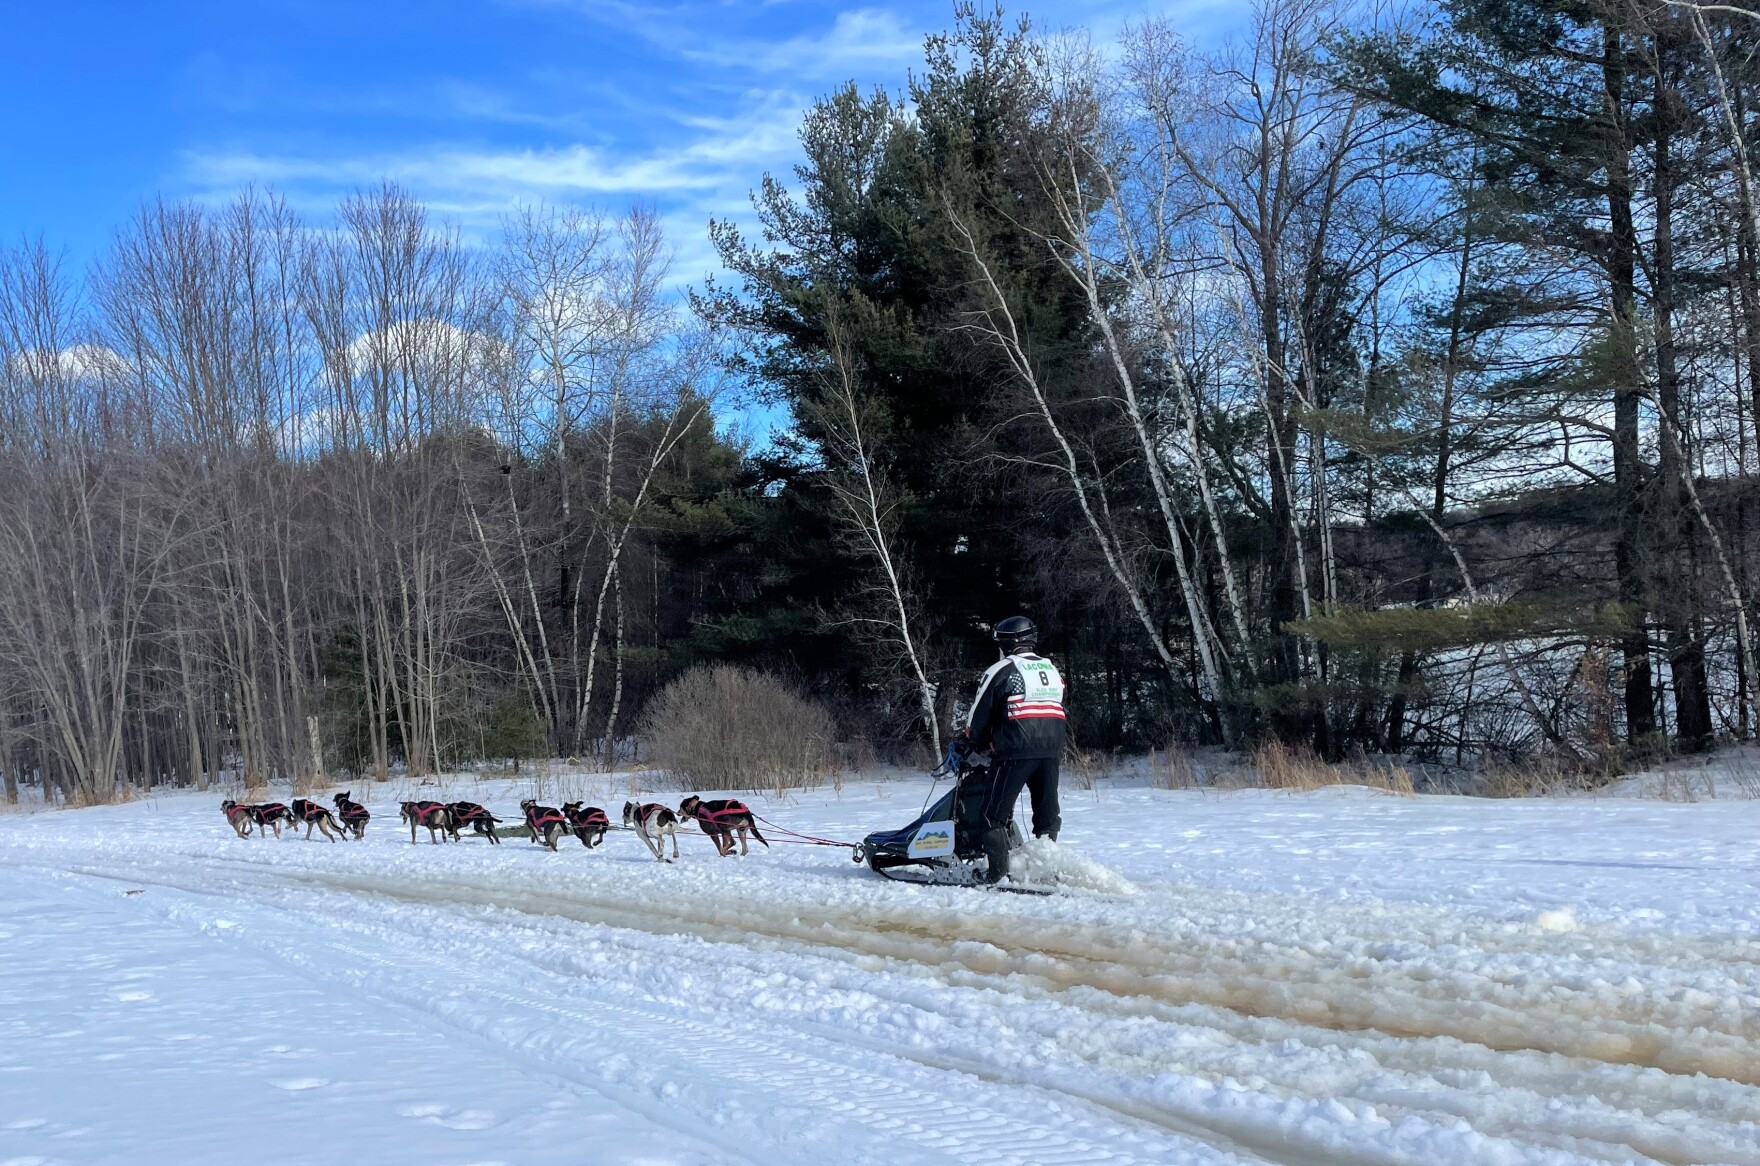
[247,802,295,838]
[221,799,255,838]
[678,796,769,857]
[332,791,370,840]
[447,801,502,844]
[561,802,610,848]
[290,798,343,842]
[623,801,679,862]
[400,800,453,845]
[520,799,567,850]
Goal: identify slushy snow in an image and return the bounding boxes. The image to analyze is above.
[1,774,1757,1165]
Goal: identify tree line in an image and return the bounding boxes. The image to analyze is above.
[6,0,1760,801]
[704,0,1760,773]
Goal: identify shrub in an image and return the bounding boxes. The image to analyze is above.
[639,665,840,793]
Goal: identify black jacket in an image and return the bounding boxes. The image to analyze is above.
[967,653,1066,760]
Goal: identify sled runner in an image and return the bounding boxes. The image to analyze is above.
[852,745,1051,893]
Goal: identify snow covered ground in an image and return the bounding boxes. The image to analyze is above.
[1,773,1757,1166]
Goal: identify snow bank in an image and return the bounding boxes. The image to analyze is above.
[1011,835,1138,895]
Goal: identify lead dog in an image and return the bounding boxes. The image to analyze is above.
[561,802,609,848]
[623,801,679,862]
[447,801,502,844]
[332,791,370,840]
[400,800,453,845]
[520,799,567,851]
[678,796,769,857]
[221,799,254,838]
[290,798,343,842]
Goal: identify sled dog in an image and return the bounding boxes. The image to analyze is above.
[561,802,610,848]
[332,791,370,840]
[290,798,343,842]
[400,800,453,845]
[520,799,567,851]
[247,802,294,838]
[679,796,769,857]
[447,801,501,844]
[221,799,254,838]
[623,801,679,862]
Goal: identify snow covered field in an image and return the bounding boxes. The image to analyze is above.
[1,774,1757,1166]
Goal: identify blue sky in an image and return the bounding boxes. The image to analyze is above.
[3,1,1235,284]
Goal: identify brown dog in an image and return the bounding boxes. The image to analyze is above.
[221,799,254,838]
[400,801,453,845]
[679,796,769,857]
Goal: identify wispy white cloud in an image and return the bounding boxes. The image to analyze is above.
[681,9,922,77]
[179,84,809,286]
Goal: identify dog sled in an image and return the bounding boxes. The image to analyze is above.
[851,748,1048,894]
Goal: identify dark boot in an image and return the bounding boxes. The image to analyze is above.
[981,826,1010,884]
[1037,829,1058,843]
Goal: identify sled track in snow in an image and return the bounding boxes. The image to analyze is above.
[291,869,1760,1166]
[272,864,1760,1083]
[23,846,1760,1166]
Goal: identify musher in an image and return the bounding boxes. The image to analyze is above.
[957,615,1066,884]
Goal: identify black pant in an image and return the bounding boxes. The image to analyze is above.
[979,755,1060,839]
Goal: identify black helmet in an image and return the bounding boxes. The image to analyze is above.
[993,615,1037,654]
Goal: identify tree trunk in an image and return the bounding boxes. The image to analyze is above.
[1605,28,1657,745]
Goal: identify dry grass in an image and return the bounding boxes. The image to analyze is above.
[1065,747,1105,791]
[64,783,147,808]
[1719,752,1760,799]
[1248,741,1415,796]
[1480,756,1585,798]
[639,665,841,795]
[1148,744,1201,790]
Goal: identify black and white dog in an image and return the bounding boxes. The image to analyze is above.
[623,801,680,862]
[332,791,370,840]
[400,800,453,845]
[520,799,567,851]
[678,796,769,857]
[290,798,343,842]
[247,802,295,838]
[561,802,610,848]
[447,801,502,844]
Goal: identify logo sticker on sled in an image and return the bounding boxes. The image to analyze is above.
[908,820,956,858]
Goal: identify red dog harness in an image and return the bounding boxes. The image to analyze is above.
[569,808,609,826]
[690,800,751,824]
[633,803,670,827]
[526,806,567,828]
[407,802,448,822]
